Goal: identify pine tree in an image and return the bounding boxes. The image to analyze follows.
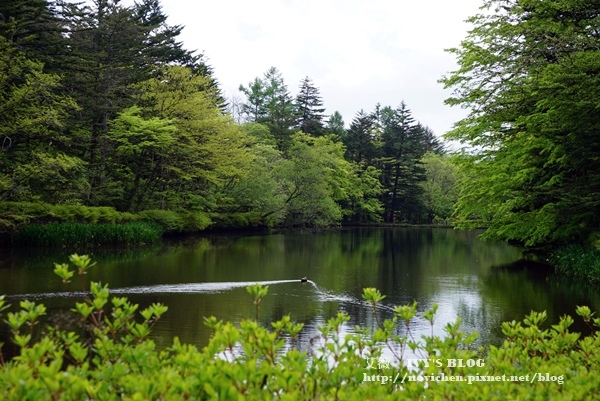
[378,102,428,223]
[295,76,326,136]
[239,67,296,151]
[0,0,65,73]
[344,110,379,165]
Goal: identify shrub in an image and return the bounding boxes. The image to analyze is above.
[185,211,212,231]
[0,202,213,239]
[211,212,266,229]
[137,209,186,232]
[1,256,600,399]
[0,202,137,233]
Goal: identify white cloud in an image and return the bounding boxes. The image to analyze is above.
[158,0,482,136]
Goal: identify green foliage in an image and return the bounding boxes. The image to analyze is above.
[0,202,212,239]
[0,37,82,204]
[247,283,269,321]
[442,0,600,248]
[211,212,267,229]
[137,209,212,232]
[131,65,255,212]
[136,209,186,232]
[0,202,135,234]
[326,111,346,137]
[549,244,600,281]
[107,106,178,212]
[275,133,353,227]
[295,76,326,136]
[342,164,385,223]
[1,256,600,399]
[420,152,461,224]
[13,222,163,247]
[239,67,297,151]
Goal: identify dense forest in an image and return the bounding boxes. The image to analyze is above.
[0,0,458,236]
[1,0,599,258]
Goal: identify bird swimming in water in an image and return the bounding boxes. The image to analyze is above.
[301,276,308,283]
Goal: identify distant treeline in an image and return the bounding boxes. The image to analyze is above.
[0,0,459,236]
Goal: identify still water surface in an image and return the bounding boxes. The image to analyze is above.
[1,228,598,353]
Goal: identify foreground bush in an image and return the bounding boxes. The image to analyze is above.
[0,255,599,400]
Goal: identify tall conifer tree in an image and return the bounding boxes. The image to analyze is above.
[295,76,326,136]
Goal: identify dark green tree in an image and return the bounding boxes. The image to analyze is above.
[0,0,65,73]
[295,76,326,136]
[343,110,379,165]
[419,125,444,154]
[377,102,428,223]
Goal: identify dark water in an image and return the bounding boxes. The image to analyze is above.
[1,228,598,355]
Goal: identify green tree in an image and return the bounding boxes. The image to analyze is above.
[377,103,428,223]
[341,164,384,223]
[58,0,203,205]
[441,0,600,247]
[239,67,296,151]
[217,143,287,225]
[0,37,83,203]
[238,76,269,122]
[420,152,461,224]
[326,111,345,138]
[0,0,65,74]
[275,133,353,227]
[343,110,379,165]
[295,76,326,136]
[106,106,177,212]
[420,125,444,154]
[132,65,253,212]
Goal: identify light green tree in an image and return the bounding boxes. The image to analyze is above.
[127,65,254,211]
[275,133,351,227]
[107,106,177,212]
[420,152,461,224]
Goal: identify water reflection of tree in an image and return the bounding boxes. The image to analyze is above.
[475,261,600,345]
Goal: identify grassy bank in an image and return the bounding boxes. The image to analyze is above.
[12,221,163,247]
[0,202,217,246]
[549,243,600,281]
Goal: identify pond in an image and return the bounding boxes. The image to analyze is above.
[1,227,598,356]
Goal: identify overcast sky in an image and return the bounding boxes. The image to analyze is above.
[157,0,483,137]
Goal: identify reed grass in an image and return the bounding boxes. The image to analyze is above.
[549,244,600,281]
[13,222,163,247]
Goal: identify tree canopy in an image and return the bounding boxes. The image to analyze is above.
[0,0,450,230]
[442,0,600,247]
